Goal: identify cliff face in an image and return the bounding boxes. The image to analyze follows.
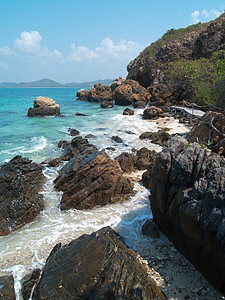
[127,13,225,104]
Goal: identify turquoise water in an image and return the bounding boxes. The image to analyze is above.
[0,87,159,164]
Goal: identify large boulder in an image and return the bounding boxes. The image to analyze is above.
[27,96,61,117]
[187,111,225,156]
[113,80,151,107]
[54,150,133,210]
[140,129,170,146]
[22,227,166,300]
[135,148,156,170]
[77,83,113,103]
[0,156,45,236]
[143,106,163,119]
[149,135,225,293]
[109,76,125,91]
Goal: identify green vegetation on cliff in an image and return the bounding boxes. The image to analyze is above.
[165,50,225,109]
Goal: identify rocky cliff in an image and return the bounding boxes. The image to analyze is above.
[149,136,225,293]
[127,13,225,106]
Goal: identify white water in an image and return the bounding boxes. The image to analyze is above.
[0,109,161,299]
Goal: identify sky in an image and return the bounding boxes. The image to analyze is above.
[0,0,224,83]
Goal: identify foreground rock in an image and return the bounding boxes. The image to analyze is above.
[113,79,151,107]
[0,156,45,236]
[54,150,133,210]
[143,106,163,119]
[187,111,225,156]
[22,227,166,300]
[149,135,225,293]
[60,136,97,161]
[27,96,61,117]
[0,275,15,299]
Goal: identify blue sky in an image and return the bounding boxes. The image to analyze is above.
[0,0,224,83]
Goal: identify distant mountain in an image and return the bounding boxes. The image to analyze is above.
[17,78,63,87]
[0,78,113,88]
[64,79,113,88]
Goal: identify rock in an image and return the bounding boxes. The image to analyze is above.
[140,129,170,146]
[60,136,97,161]
[142,168,151,189]
[0,156,45,236]
[113,80,151,107]
[88,83,113,103]
[111,135,123,143]
[187,111,225,156]
[0,275,15,299]
[41,157,63,167]
[22,227,166,300]
[58,140,69,149]
[21,269,41,300]
[27,96,61,117]
[75,112,88,116]
[54,150,134,210]
[109,76,125,91]
[123,108,134,115]
[85,134,95,139]
[67,128,80,136]
[76,88,89,101]
[142,220,160,238]
[106,147,116,151]
[149,135,225,293]
[100,100,114,108]
[143,106,163,119]
[135,148,156,170]
[115,152,137,173]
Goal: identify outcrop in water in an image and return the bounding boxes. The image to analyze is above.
[76,83,113,103]
[22,227,166,300]
[149,135,225,293]
[27,96,61,117]
[54,150,133,210]
[0,156,45,236]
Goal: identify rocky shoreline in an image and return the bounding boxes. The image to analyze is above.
[1,101,224,299]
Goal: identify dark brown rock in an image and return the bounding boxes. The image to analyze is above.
[54,150,133,210]
[101,100,114,108]
[149,135,225,293]
[135,148,156,170]
[75,112,88,116]
[111,135,123,143]
[142,220,160,238]
[27,96,61,117]
[115,152,137,173]
[123,107,134,115]
[0,275,15,299]
[67,128,80,136]
[41,158,63,167]
[140,129,170,146]
[187,111,225,156]
[58,140,69,149]
[21,269,41,300]
[60,136,98,161]
[22,227,166,300]
[0,156,45,236]
[113,80,151,107]
[143,106,163,119]
[76,88,89,101]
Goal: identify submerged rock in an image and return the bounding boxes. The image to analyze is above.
[111,135,123,143]
[54,150,133,210]
[149,135,225,293]
[0,156,45,236]
[27,96,61,117]
[22,227,166,300]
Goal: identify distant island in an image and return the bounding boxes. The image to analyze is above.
[0,78,113,88]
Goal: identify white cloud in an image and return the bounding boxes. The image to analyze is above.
[68,38,142,62]
[0,46,13,56]
[191,10,200,24]
[68,43,99,62]
[15,30,42,53]
[190,8,223,24]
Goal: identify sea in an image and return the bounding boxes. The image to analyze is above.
[0,87,161,298]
